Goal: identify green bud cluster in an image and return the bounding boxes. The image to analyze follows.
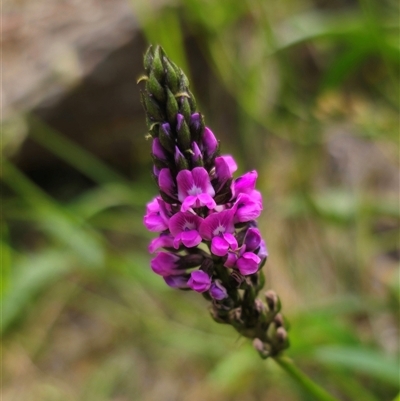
[139,45,204,145]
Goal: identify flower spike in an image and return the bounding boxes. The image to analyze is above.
[139,45,289,358]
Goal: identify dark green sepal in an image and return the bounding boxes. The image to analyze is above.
[158,124,175,154]
[187,89,197,112]
[163,57,180,94]
[176,119,191,151]
[147,70,166,103]
[166,88,179,125]
[141,91,165,122]
[178,95,192,124]
[143,45,154,74]
[152,46,165,83]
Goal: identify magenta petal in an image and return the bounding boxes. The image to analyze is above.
[169,211,202,235]
[197,193,216,209]
[177,170,194,202]
[202,127,218,156]
[222,233,238,250]
[234,171,258,196]
[152,138,166,160]
[190,113,201,130]
[236,252,261,275]
[191,167,215,197]
[159,168,176,198]
[192,142,202,163]
[258,240,269,260]
[199,209,235,240]
[146,198,160,214]
[164,274,189,289]
[151,252,180,276]
[224,251,238,268]
[181,230,202,247]
[211,236,229,256]
[234,193,262,223]
[148,234,175,253]
[143,213,168,232]
[188,270,211,292]
[209,281,228,300]
[244,228,262,252]
[181,195,197,212]
[215,156,237,182]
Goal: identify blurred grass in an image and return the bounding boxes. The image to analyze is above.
[2,0,399,400]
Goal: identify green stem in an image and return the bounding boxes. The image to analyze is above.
[274,356,342,401]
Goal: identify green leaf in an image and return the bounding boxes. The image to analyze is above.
[314,345,400,386]
[1,249,72,333]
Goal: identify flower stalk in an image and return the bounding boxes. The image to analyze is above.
[275,356,342,401]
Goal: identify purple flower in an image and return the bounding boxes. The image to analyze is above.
[143,197,169,232]
[188,270,211,292]
[202,127,218,157]
[236,252,261,275]
[200,209,238,256]
[192,142,202,164]
[190,113,201,131]
[210,280,228,300]
[243,227,262,252]
[148,233,175,253]
[169,211,203,248]
[152,138,167,161]
[177,167,216,211]
[164,274,190,289]
[158,168,177,199]
[233,193,262,223]
[174,146,186,166]
[151,252,180,276]
[233,170,258,197]
[257,239,268,260]
[214,155,237,190]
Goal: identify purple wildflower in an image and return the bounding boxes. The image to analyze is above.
[140,45,289,358]
[169,211,203,248]
[151,252,180,276]
[177,167,216,211]
[199,209,238,256]
[188,270,211,292]
[210,280,228,300]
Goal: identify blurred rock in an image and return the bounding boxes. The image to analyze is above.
[3,0,141,119]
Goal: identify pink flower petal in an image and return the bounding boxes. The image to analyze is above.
[159,168,176,199]
[236,252,261,275]
[188,270,211,292]
[211,236,229,256]
[148,234,175,253]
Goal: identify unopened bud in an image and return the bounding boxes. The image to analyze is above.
[174,146,189,170]
[265,290,281,313]
[152,46,164,82]
[158,123,174,154]
[141,91,165,122]
[276,327,288,344]
[176,114,191,150]
[166,88,179,124]
[147,70,165,103]
[253,338,270,359]
[163,56,180,94]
